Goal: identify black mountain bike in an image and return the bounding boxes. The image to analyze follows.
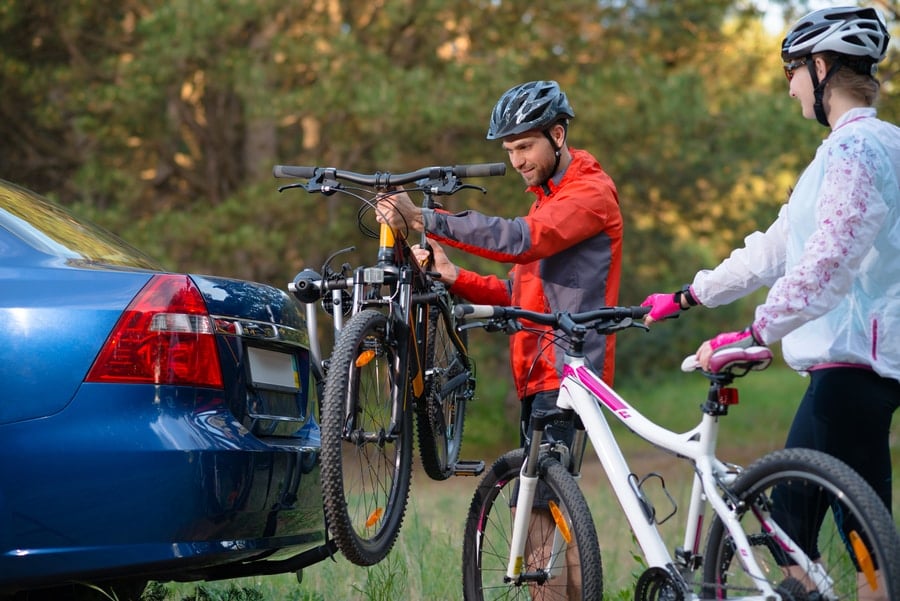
[275,162,505,566]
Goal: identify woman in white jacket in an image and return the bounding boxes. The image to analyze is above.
[643,6,898,599]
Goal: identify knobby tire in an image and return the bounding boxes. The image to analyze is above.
[462,448,603,601]
[320,309,413,566]
[703,447,900,600]
[416,298,471,480]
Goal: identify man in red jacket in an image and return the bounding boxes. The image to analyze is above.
[378,78,622,413]
[377,79,622,596]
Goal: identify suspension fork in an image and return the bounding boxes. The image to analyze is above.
[505,410,586,582]
[506,417,545,582]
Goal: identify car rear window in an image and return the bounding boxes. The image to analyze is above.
[0,180,160,270]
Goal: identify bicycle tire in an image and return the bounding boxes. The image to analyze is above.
[702,447,900,600]
[462,448,603,601]
[320,309,413,566]
[416,297,472,480]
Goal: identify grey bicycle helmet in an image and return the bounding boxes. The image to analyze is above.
[781,6,889,63]
[486,80,575,141]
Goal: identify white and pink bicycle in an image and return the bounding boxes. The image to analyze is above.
[457,303,900,601]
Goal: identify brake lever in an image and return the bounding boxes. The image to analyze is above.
[454,183,488,195]
[458,318,520,335]
[277,182,306,193]
[593,317,649,335]
[418,179,488,196]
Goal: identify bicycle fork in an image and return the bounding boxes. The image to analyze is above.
[506,411,573,584]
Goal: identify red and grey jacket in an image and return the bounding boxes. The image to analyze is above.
[422,148,623,398]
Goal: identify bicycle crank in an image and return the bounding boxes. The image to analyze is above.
[634,567,685,601]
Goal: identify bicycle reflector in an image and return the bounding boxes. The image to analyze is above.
[548,500,573,544]
[356,350,376,368]
[718,387,739,405]
[850,530,878,591]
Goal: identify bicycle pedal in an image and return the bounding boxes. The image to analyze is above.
[453,460,485,476]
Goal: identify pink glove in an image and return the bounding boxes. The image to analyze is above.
[708,327,763,353]
[697,326,765,371]
[641,293,682,321]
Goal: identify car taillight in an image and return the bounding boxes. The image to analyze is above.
[86,274,224,388]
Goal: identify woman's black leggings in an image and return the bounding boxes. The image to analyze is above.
[773,366,899,564]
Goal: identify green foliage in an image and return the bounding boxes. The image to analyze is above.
[154,581,317,601]
[350,551,407,601]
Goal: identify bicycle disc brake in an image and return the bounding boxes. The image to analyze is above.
[634,567,684,601]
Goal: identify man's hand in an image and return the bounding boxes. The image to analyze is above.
[375,189,425,234]
[695,326,764,371]
[412,239,458,285]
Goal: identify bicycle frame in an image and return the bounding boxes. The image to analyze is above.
[298,215,467,439]
[508,350,832,600]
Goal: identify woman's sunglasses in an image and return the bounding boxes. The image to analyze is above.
[783,58,808,81]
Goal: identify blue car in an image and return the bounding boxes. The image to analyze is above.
[0,179,329,600]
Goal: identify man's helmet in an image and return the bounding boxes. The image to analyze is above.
[486,80,575,140]
[781,6,889,64]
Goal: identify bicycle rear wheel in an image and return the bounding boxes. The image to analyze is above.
[703,447,900,600]
[462,448,603,601]
[320,309,413,566]
[416,299,472,480]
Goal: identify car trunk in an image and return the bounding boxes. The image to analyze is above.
[192,274,317,443]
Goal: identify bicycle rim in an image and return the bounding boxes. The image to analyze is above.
[321,309,413,566]
[417,300,471,480]
[702,447,900,600]
[462,448,603,601]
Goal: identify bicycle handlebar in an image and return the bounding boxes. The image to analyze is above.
[455,303,648,323]
[456,304,773,381]
[454,303,650,337]
[273,163,507,186]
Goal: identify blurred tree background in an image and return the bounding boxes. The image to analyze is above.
[1,0,897,393]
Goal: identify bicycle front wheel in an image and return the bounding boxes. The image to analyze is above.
[462,448,603,601]
[320,309,413,566]
[416,299,472,480]
[703,447,900,600]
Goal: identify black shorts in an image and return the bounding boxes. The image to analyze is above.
[512,389,575,509]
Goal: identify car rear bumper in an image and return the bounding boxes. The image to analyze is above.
[0,383,324,589]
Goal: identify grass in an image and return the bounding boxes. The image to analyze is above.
[149,364,899,600]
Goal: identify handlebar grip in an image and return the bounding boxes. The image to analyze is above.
[453,304,501,319]
[453,163,506,178]
[273,165,318,179]
[633,306,652,318]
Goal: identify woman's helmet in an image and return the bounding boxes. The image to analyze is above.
[782,7,889,127]
[781,6,889,63]
[486,80,575,140]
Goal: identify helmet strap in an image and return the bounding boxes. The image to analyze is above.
[541,121,568,185]
[808,56,843,128]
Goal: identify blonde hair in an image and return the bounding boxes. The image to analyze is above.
[817,51,881,106]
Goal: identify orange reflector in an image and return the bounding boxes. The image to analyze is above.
[850,530,878,590]
[548,500,572,544]
[356,350,376,368]
[365,507,384,529]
